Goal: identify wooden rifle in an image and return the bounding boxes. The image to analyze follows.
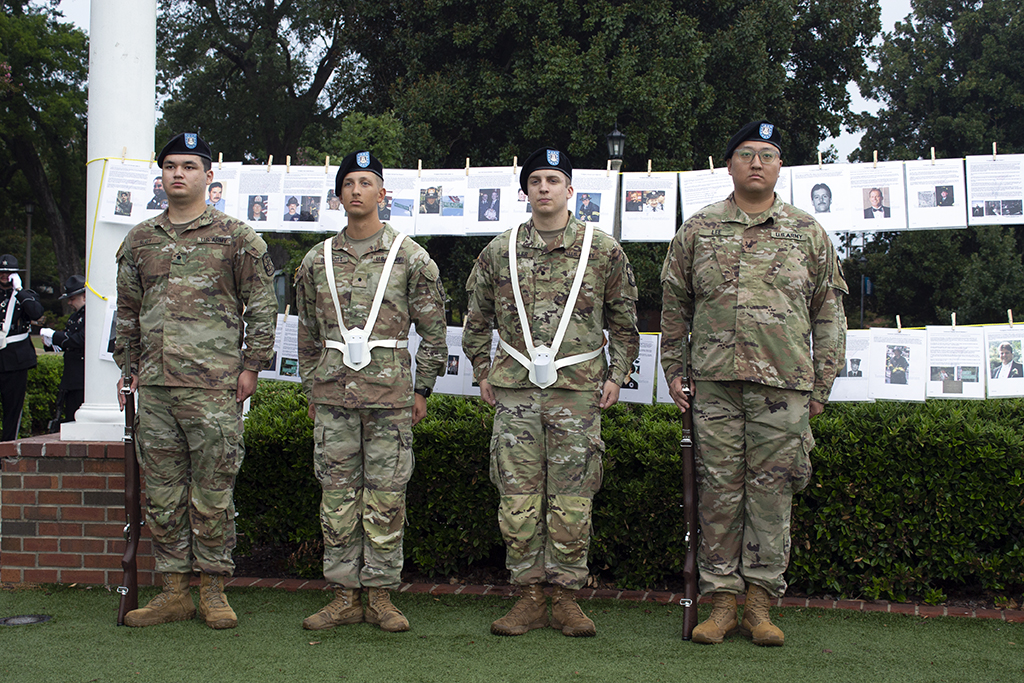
[116,354,141,626]
[680,380,700,640]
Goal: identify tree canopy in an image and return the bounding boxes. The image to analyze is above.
[855,0,1024,161]
[0,0,88,294]
[156,0,880,169]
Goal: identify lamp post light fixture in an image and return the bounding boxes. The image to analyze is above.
[606,126,626,241]
[24,202,34,290]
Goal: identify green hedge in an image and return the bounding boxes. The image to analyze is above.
[235,385,1024,598]
[21,353,63,438]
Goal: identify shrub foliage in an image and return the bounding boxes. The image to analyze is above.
[234,384,1024,597]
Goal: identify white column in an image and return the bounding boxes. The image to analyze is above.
[63,0,157,441]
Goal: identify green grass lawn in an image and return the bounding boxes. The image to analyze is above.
[2,584,1022,683]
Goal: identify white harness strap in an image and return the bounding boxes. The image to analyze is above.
[499,222,603,388]
[0,290,28,351]
[322,232,409,371]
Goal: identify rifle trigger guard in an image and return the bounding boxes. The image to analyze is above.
[679,598,693,607]
[116,585,129,596]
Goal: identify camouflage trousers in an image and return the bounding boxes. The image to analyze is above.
[136,386,243,575]
[693,381,814,598]
[312,404,413,589]
[490,387,604,590]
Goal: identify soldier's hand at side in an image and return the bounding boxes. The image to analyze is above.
[809,400,825,417]
[307,403,316,421]
[236,369,258,403]
[669,376,695,412]
[599,380,620,409]
[479,379,496,407]
[413,393,427,425]
[116,374,138,411]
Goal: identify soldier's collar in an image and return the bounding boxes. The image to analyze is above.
[335,222,392,252]
[725,193,783,227]
[524,212,579,251]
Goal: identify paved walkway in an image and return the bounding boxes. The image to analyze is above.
[223,576,1024,623]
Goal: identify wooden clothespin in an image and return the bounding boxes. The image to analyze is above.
[873,150,878,169]
[148,152,155,168]
[1009,309,1015,327]
[284,304,290,317]
[993,142,998,160]
[951,312,956,332]
[930,147,936,165]
[647,159,652,177]
[218,152,223,170]
[513,156,518,176]
[896,315,902,332]
[266,155,273,172]
[465,158,470,176]
[708,156,714,173]
[286,155,291,173]
[817,151,823,169]
[417,159,422,178]
[121,146,127,164]
[606,159,612,176]
[325,156,330,174]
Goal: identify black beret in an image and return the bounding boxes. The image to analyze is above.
[336,151,384,195]
[724,121,782,160]
[520,147,573,194]
[157,132,212,167]
[59,275,86,299]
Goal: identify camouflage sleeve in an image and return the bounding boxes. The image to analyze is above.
[462,243,497,383]
[408,244,448,392]
[602,242,640,386]
[294,251,321,398]
[114,238,142,377]
[236,230,278,373]
[809,237,849,404]
[659,228,694,384]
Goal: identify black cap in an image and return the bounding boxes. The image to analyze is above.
[157,132,213,167]
[59,275,86,300]
[0,254,22,272]
[286,196,299,206]
[335,151,384,195]
[520,147,573,194]
[724,121,782,160]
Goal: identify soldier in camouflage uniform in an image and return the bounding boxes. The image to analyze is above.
[295,151,447,633]
[660,121,847,646]
[115,132,277,630]
[463,148,639,638]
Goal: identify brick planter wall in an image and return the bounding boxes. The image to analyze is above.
[1,434,155,586]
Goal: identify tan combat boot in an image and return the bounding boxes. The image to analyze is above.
[491,584,548,636]
[691,592,738,644]
[365,587,410,632]
[740,584,784,646]
[302,588,364,630]
[197,573,238,630]
[124,572,195,627]
[550,585,596,637]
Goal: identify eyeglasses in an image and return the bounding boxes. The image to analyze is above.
[734,148,779,164]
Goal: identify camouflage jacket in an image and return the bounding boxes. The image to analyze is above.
[463,213,640,391]
[660,194,848,404]
[114,207,277,389]
[294,223,447,409]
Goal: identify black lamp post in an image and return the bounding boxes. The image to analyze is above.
[606,126,626,241]
[24,203,33,290]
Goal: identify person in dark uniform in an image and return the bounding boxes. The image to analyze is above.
[0,254,44,441]
[284,196,301,221]
[421,187,440,214]
[578,193,600,222]
[43,276,87,424]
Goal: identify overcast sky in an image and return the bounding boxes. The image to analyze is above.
[56,0,913,162]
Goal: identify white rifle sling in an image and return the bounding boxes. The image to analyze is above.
[498,221,603,389]
[0,290,29,351]
[322,232,409,371]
